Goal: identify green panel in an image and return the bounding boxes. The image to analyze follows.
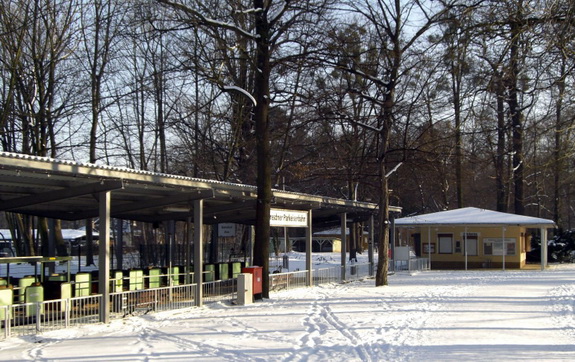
[168,266,179,286]
[60,283,72,312]
[18,276,36,302]
[0,287,13,320]
[60,282,72,299]
[148,268,161,289]
[129,270,144,291]
[204,264,215,282]
[218,263,229,281]
[25,284,44,317]
[0,278,7,287]
[231,262,242,278]
[112,271,123,293]
[74,273,92,297]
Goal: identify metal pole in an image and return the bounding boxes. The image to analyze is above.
[464,226,468,271]
[305,210,312,286]
[390,217,396,271]
[368,215,374,276]
[194,199,204,307]
[98,191,111,323]
[340,213,347,282]
[428,226,431,270]
[186,217,192,284]
[502,227,506,271]
[540,227,547,270]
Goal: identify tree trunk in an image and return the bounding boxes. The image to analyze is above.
[251,0,272,298]
[495,74,507,212]
[375,157,390,286]
[508,23,525,215]
[553,60,566,224]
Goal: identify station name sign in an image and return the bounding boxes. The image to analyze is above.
[270,208,308,227]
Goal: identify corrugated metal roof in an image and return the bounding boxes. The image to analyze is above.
[0,152,393,226]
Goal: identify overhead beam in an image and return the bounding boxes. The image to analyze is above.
[62,189,215,221]
[203,199,257,219]
[0,179,124,211]
[111,189,214,215]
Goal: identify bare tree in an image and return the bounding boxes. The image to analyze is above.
[156,0,335,297]
[0,0,81,257]
[338,0,469,286]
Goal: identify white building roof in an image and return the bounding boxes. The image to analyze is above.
[395,207,555,228]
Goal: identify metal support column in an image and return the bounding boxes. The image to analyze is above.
[194,199,204,306]
[305,210,313,286]
[368,215,374,276]
[340,213,347,282]
[390,216,396,270]
[502,227,506,271]
[541,227,548,270]
[186,217,193,285]
[115,219,123,271]
[98,191,111,323]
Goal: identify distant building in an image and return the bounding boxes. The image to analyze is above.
[395,207,555,269]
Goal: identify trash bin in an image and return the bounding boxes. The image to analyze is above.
[241,266,263,298]
[282,254,289,270]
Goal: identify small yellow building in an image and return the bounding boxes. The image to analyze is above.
[395,207,555,269]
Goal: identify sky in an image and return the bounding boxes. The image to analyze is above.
[1,255,575,361]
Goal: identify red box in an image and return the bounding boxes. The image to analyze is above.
[241,266,263,295]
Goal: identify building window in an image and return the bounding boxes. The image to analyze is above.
[438,234,453,254]
[423,243,435,254]
[483,238,516,256]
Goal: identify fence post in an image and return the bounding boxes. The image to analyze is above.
[154,289,159,311]
[36,303,41,333]
[65,299,70,328]
[2,306,9,339]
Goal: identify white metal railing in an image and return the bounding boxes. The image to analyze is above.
[2,294,102,338]
[1,259,430,339]
[203,279,237,304]
[0,279,235,339]
[313,266,341,285]
[391,258,430,272]
[270,270,308,292]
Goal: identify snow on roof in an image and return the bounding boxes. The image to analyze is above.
[395,207,555,227]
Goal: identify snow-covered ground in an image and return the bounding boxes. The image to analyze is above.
[1,254,575,361]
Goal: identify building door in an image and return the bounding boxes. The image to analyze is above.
[464,234,478,256]
[413,233,421,257]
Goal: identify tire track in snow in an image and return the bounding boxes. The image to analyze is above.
[133,324,256,361]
